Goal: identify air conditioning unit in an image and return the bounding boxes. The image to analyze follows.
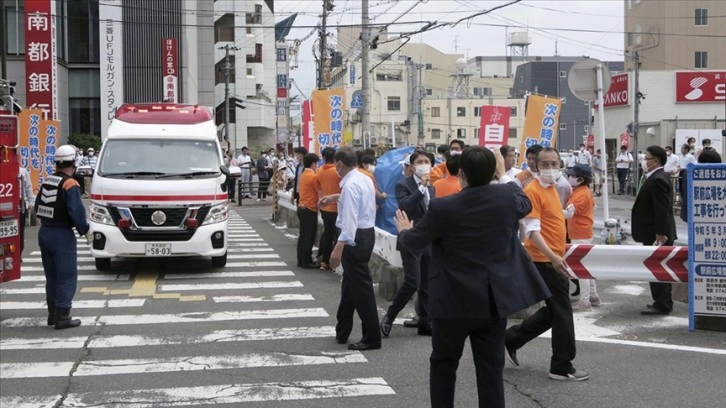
[353,138,362,146]
[370,137,377,145]
[387,137,394,145]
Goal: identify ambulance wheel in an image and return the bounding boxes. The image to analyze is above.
[211,252,227,268]
[95,258,111,271]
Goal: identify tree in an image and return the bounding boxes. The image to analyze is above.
[68,133,102,152]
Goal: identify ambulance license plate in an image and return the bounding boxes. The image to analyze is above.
[0,219,19,238]
[145,243,172,256]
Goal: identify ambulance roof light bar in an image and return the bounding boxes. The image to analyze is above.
[115,103,212,124]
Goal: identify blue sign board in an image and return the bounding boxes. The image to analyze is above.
[349,64,356,85]
[351,90,364,109]
[687,163,726,331]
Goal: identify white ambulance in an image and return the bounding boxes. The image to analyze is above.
[88,104,233,270]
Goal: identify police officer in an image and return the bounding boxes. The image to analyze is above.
[35,145,91,329]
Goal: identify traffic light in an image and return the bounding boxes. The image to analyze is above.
[230,97,246,109]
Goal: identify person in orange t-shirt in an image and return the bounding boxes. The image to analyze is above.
[313,147,342,270]
[430,140,464,184]
[564,164,599,311]
[433,154,462,198]
[297,153,320,269]
[358,154,387,201]
[505,147,589,382]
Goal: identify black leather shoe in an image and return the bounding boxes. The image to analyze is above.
[417,325,432,336]
[335,337,347,344]
[403,316,419,328]
[380,315,393,337]
[302,262,321,269]
[348,341,381,351]
[640,305,671,316]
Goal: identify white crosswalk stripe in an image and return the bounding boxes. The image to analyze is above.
[1,212,395,405]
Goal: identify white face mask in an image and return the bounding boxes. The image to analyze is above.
[568,176,581,187]
[449,150,462,156]
[641,159,649,172]
[415,163,431,177]
[367,165,376,173]
[539,169,560,184]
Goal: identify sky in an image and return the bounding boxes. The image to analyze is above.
[275,0,625,105]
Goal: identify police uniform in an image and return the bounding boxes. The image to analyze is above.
[35,169,90,329]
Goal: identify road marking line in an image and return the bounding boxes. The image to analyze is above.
[225,261,288,267]
[160,281,303,291]
[213,293,315,302]
[0,299,145,310]
[228,242,270,247]
[19,274,131,282]
[0,396,61,408]
[179,295,207,302]
[228,247,274,252]
[21,265,111,272]
[1,326,337,350]
[60,378,395,406]
[228,238,264,242]
[0,351,368,378]
[0,308,329,327]
[164,270,295,279]
[226,254,279,259]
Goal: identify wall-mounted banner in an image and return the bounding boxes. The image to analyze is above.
[594,72,629,108]
[478,105,510,149]
[302,100,312,151]
[162,38,178,103]
[517,95,562,166]
[99,0,124,140]
[676,71,726,103]
[24,0,57,120]
[18,108,59,194]
[311,89,346,156]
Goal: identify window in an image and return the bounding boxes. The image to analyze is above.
[426,88,432,96]
[215,56,236,85]
[67,0,100,63]
[246,68,252,76]
[387,96,401,111]
[635,23,642,45]
[456,107,466,117]
[473,87,492,96]
[474,128,479,139]
[431,107,441,117]
[376,71,402,81]
[4,4,24,55]
[509,128,517,139]
[69,69,101,137]
[627,32,633,47]
[425,63,433,70]
[457,128,466,138]
[247,44,262,63]
[246,27,252,34]
[474,107,481,117]
[431,129,441,139]
[695,9,708,26]
[215,14,235,42]
[510,106,518,117]
[559,123,567,130]
[584,125,589,132]
[246,4,262,24]
[559,71,567,78]
[695,51,708,68]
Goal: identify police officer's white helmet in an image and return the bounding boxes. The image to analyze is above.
[55,144,78,163]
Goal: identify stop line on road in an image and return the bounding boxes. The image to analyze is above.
[0,212,396,406]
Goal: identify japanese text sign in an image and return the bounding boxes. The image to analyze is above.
[99,0,124,140]
[676,71,726,103]
[517,95,562,166]
[163,38,178,103]
[312,89,346,156]
[478,106,510,149]
[24,0,57,120]
[18,109,59,194]
[594,72,629,108]
[688,163,726,331]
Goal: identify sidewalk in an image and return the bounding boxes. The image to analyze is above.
[593,192,689,246]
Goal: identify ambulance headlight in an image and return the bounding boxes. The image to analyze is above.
[203,203,228,225]
[89,203,114,225]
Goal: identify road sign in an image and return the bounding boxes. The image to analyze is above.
[351,90,364,109]
[349,64,356,85]
[567,58,612,102]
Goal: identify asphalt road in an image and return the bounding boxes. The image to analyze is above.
[1,204,724,407]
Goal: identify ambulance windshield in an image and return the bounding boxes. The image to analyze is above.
[97,139,221,178]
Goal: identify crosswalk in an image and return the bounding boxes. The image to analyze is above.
[0,210,395,406]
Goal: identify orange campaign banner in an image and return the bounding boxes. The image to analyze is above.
[18,109,60,194]
[517,95,562,167]
[311,89,346,156]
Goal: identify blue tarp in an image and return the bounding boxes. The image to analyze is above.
[374,146,415,235]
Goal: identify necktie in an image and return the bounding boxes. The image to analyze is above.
[422,185,430,209]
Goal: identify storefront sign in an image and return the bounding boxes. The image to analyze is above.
[676,71,726,103]
[24,0,57,120]
[162,38,178,103]
[594,72,629,108]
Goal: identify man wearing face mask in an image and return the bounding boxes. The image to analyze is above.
[431,139,464,183]
[505,147,589,382]
[631,146,677,315]
[663,146,679,175]
[380,149,436,338]
[433,153,462,198]
[358,155,387,201]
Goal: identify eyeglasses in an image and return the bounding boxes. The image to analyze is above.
[644,157,657,161]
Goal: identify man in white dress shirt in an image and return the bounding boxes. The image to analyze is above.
[326,147,381,351]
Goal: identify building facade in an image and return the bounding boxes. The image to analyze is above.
[2,0,276,151]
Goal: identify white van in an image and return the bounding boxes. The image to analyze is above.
[88,104,234,270]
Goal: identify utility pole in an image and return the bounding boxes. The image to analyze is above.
[407,57,415,147]
[361,0,371,148]
[318,0,329,89]
[0,0,7,79]
[632,51,641,195]
[220,44,240,143]
[417,64,424,145]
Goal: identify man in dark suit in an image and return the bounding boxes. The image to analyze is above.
[395,146,550,408]
[632,145,677,315]
[381,149,436,337]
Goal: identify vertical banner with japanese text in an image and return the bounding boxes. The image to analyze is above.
[18,109,59,194]
[163,38,178,103]
[302,100,312,152]
[478,106,510,149]
[311,89,346,156]
[24,0,57,120]
[99,0,124,140]
[517,95,562,167]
